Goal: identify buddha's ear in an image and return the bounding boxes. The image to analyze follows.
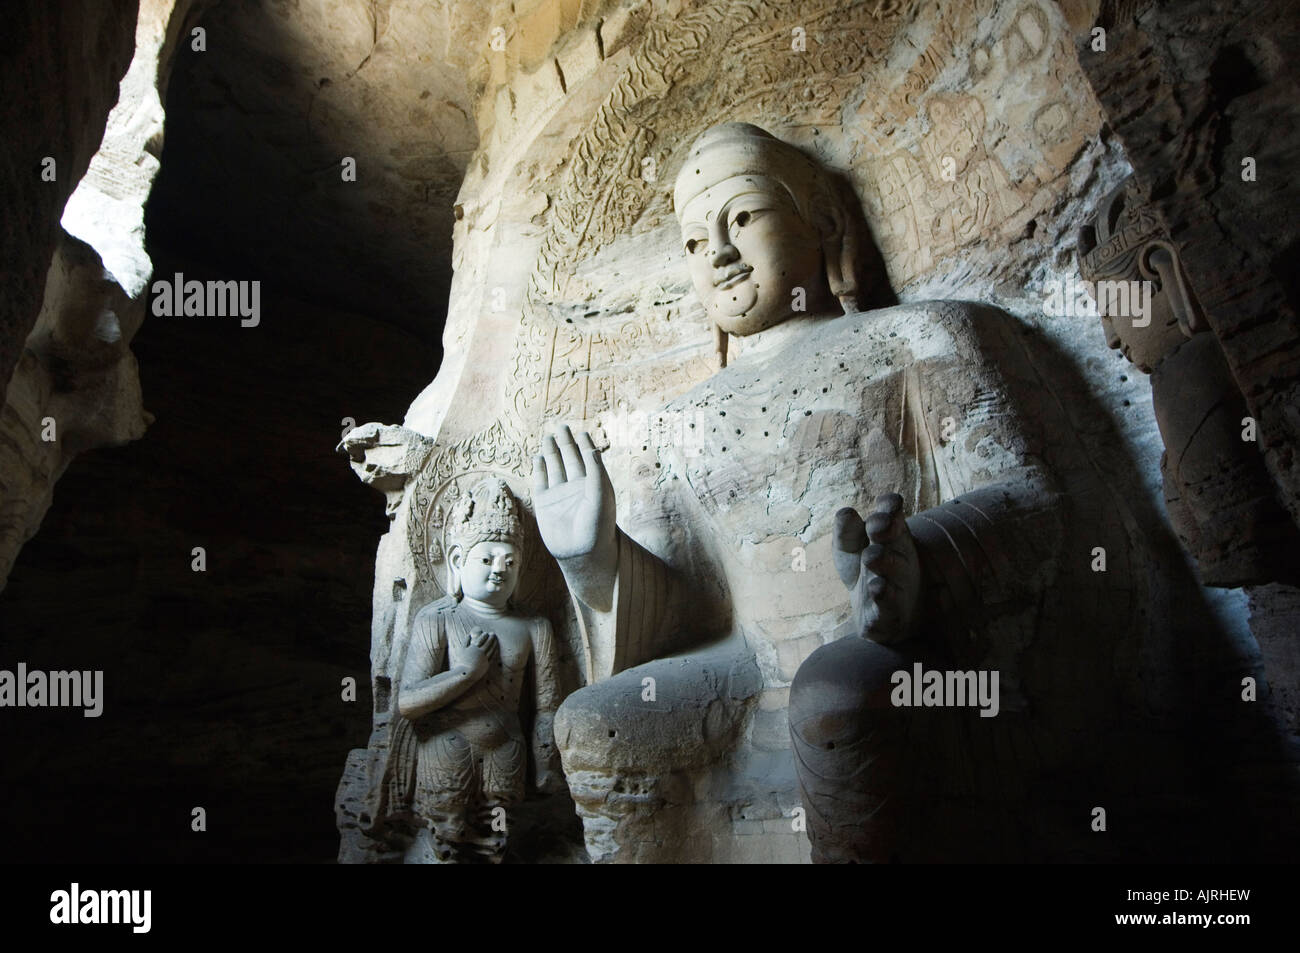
[1141,240,1207,336]
[447,544,464,598]
[714,322,729,369]
[817,203,859,314]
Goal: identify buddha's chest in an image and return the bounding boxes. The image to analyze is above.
[658,342,931,540]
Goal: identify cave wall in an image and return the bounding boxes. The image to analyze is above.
[1072,0,1300,522]
[337,0,1296,863]
[147,0,480,342]
[1066,0,1300,733]
[0,0,139,392]
[0,1,210,588]
[0,0,448,862]
[0,254,434,862]
[0,1,140,584]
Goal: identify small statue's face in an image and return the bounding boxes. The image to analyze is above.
[1095,243,1197,374]
[678,175,825,336]
[453,540,520,607]
[1100,288,1183,374]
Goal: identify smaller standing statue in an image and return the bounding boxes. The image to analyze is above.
[384,477,562,863]
[1077,175,1299,586]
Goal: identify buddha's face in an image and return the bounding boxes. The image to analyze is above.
[451,539,520,607]
[678,174,826,336]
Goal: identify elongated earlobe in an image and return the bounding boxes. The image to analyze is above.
[1142,241,1206,336]
[820,204,858,313]
[447,545,464,599]
[714,322,729,369]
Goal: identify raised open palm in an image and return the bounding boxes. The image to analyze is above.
[532,426,616,562]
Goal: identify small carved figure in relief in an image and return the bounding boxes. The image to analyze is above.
[1077,175,1299,586]
[390,478,562,863]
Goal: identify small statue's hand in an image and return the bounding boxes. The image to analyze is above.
[532,425,617,563]
[459,628,498,681]
[833,494,921,644]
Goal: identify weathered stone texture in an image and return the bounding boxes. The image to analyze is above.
[0,234,152,584]
[0,0,138,402]
[0,1,212,589]
[149,0,480,343]
[1067,0,1300,526]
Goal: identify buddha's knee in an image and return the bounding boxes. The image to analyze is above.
[789,635,917,863]
[555,649,761,776]
[790,634,908,724]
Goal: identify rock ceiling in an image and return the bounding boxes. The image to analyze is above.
[151,0,482,342]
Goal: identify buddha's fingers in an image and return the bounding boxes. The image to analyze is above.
[532,454,549,494]
[864,498,907,544]
[575,429,601,471]
[862,541,909,581]
[866,574,893,600]
[863,573,906,641]
[556,424,585,479]
[575,430,614,506]
[872,492,905,517]
[833,507,867,587]
[542,434,566,486]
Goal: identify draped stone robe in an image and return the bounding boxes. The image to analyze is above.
[576,301,1070,693]
[557,300,1243,861]
[370,595,562,844]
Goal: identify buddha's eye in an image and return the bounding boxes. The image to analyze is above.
[733,210,751,227]
[482,557,491,565]
[685,237,706,255]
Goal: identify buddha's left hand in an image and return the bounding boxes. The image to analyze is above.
[832,493,922,644]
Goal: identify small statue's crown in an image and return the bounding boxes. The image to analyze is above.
[445,477,524,554]
[1078,176,1164,280]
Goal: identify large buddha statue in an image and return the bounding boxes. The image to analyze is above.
[534,124,1263,863]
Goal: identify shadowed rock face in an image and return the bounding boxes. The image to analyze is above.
[0,0,457,861]
[1071,0,1300,736]
[0,252,436,863]
[1074,0,1300,525]
[0,1,208,592]
[147,0,479,344]
[0,0,138,414]
[0,1,143,579]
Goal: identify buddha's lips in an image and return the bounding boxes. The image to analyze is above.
[714,266,751,289]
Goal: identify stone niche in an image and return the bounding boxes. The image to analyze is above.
[336,0,1297,863]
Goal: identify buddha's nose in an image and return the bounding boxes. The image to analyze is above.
[709,221,738,268]
[713,245,739,267]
